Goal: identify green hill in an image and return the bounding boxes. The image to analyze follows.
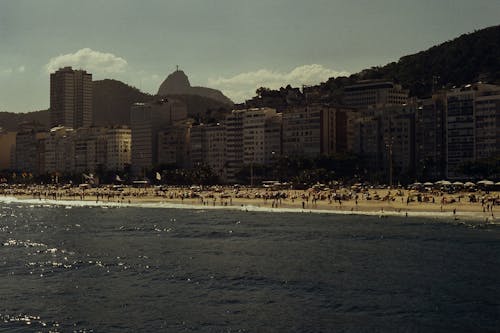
[349,25,500,97]
[92,79,154,126]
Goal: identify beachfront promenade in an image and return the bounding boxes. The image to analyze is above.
[0,184,498,221]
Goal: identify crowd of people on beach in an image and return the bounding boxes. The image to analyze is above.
[0,182,498,221]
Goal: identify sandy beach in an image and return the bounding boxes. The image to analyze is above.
[0,184,498,222]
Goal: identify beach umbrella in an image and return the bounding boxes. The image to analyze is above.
[452,181,464,186]
[477,179,494,186]
[423,182,434,186]
[464,182,476,187]
[495,182,500,186]
[440,180,452,186]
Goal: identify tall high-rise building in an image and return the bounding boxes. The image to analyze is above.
[50,67,92,129]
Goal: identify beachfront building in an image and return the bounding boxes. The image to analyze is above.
[349,104,416,183]
[50,67,92,129]
[321,105,355,155]
[282,105,322,158]
[41,127,75,175]
[105,127,131,172]
[348,111,381,171]
[190,123,226,177]
[242,108,280,165]
[72,127,108,174]
[415,93,447,179]
[343,81,409,109]
[14,128,48,174]
[380,105,416,181]
[14,126,133,177]
[282,104,354,158]
[0,129,16,170]
[224,110,245,183]
[445,83,500,177]
[224,108,282,183]
[263,113,282,164]
[474,84,500,161]
[130,99,187,176]
[157,122,191,168]
[446,86,475,177]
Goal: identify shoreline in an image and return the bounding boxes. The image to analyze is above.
[0,192,497,223]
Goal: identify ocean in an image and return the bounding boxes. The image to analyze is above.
[0,200,499,332]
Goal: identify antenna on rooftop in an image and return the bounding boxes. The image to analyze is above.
[176,65,179,72]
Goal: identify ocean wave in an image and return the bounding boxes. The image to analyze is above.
[0,195,495,223]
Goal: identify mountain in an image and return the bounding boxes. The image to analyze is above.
[348,25,500,97]
[0,77,232,131]
[92,79,153,126]
[247,25,500,104]
[0,109,49,132]
[93,78,231,125]
[163,94,231,123]
[157,70,233,105]
[3,25,498,130]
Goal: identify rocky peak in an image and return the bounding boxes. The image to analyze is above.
[157,69,233,105]
[157,70,191,95]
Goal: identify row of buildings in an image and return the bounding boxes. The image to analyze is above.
[1,66,499,183]
[12,125,131,177]
[347,82,499,180]
[127,80,499,182]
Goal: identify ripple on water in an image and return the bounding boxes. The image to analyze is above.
[0,313,63,332]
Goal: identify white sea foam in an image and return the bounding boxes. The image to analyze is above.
[0,195,495,223]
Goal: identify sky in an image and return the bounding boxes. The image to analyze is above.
[0,0,499,113]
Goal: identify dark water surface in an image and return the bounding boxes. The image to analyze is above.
[0,202,499,332]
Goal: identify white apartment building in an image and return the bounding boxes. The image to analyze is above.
[73,127,107,174]
[106,127,131,171]
[242,108,279,165]
[224,108,281,182]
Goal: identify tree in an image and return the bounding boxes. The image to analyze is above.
[256,87,270,98]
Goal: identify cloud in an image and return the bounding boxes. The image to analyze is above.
[208,64,349,102]
[0,66,26,76]
[45,48,127,75]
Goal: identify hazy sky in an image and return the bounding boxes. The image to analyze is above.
[1,0,499,112]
